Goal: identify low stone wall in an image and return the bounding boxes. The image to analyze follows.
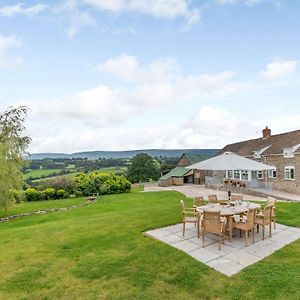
[205,184,296,202]
[0,199,96,223]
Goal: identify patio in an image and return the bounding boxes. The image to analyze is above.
[145,222,300,276]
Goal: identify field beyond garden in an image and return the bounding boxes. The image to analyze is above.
[0,190,299,299]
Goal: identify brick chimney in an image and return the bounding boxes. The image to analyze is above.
[262,126,271,139]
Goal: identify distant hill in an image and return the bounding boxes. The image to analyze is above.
[27,149,219,160]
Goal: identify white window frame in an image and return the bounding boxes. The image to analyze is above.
[241,170,249,181]
[226,170,250,181]
[285,166,295,181]
[268,169,277,179]
[257,171,263,180]
[283,148,294,158]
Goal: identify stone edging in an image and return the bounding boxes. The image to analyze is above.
[0,199,96,223]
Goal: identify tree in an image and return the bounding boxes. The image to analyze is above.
[0,106,31,209]
[127,153,160,183]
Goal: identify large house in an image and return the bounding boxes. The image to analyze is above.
[159,153,205,186]
[218,127,300,194]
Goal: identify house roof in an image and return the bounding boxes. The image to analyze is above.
[160,167,191,180]
[218,129,300,157]
[184,153,207,164]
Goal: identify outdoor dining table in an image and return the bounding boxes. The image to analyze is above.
[196,202,261,240]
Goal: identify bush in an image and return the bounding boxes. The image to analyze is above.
[56,189,68,199]
[43,188,56,200]
[12,190,25,203]
[25,188,41,201]
[38,177,77,194]
[75,172,131,196]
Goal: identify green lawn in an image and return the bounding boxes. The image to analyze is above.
[23,169,63,179]
[0,191,299,299]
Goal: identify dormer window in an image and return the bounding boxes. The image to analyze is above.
[253,145,271,159]
[283,144,300,158]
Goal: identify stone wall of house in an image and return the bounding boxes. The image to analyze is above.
[177,155,190,167]
[172,177,184,185]
[265,154,300,194]
[158,179,171,187]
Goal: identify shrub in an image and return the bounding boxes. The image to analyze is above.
[75,172,131,196]
[43,188,56,200]
[56,189,68,199]
[25,188,41,201]
[38,177,77,194]
[11,190,25,203]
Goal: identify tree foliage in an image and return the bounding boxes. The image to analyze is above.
[0,106,30,209]
[127,153,160,183]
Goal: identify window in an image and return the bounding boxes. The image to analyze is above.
[241,170,249,181]
[257,171,263,180]
[268,169,277,179]
[234,170,240,180]
[285,166,295,180]
[283,148,294,158]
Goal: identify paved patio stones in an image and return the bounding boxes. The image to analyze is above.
[145,222,300,276]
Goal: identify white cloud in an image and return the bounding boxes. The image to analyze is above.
[0,3,48,17]
[83,0,202,29]
[0,35,22,69]
[217,0,269,6]
[97,54,140,82]
[66,11,95,39]
[20,55,300,152]
[258,60,298,81]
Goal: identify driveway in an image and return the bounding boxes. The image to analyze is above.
[144,183,267,202]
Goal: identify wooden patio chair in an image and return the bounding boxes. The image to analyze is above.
[230,208,256,246]
[231,194,244,202]
[267,196,277,229]
[208,194,218,204]
[255,204,273,240]
[202,211,227,250]
[193,196,205,207]
[180,200,200,238]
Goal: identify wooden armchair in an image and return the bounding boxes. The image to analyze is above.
[230,208,256,246]
[193,196,205,207]
[180,200,200,238]
[202,211,226,250]
[231,194,244,202]
[267,196,276,229]
[255,204,273,240]
[208,194,218,204]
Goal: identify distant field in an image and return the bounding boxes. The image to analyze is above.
[28,167,127,182]
[23,169,63,179]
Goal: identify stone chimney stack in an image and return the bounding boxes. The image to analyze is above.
[262,126,271,139]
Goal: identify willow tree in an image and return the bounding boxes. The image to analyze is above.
[0,106,31,209]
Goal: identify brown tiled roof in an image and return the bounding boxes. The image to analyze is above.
[217,129,300,157]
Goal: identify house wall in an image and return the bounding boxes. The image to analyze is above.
[177,155,191,167]
[264,153,300,194]
[172,177,184,185]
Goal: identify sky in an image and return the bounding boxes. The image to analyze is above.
[0,0,300,153]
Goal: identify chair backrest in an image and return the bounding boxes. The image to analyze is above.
[263,204,273,223]
[246,208,256,228]
[267,196,276,208]
[180,200,185,211]
[194,196,204,206]
[202,211,221,234]
[231,194,243,201]
[208,194,218,203]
